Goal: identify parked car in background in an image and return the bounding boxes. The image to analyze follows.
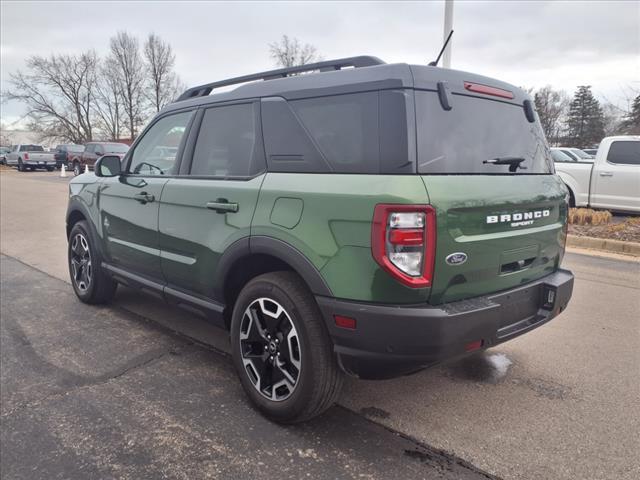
[0,146,11,164]
[5,144,57,171]
[555,136,640,212]
[69,142,129,176]
[550,149,576,163]
[557,147,594,162]
[54,144,85,169]
[582,148,598,156]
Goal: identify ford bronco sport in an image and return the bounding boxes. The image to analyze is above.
[66,56,574,423]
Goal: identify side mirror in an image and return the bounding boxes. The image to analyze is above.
[95,155,122,177]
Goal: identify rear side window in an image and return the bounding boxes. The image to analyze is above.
[262,91,414,174]
[607,141,640,165]
[416,92,553,174]
[190,103,264,177]
[291,93,379,173]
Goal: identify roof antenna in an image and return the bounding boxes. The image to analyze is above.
[428,29,454,67]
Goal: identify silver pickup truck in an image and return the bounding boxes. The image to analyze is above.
[5,144,57,172]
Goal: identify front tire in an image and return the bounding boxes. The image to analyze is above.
[230,271,343,423]
[17,159,24,172]
[68,220,117,304]
[73,162,81,176]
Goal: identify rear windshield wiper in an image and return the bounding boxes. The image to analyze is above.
[482,157,527,173]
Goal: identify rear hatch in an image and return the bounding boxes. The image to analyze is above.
[411,67,568,304]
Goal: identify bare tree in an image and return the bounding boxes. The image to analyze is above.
[0,123,14,146]
[533,86,569,145]
[144,33,183,112]
[5,52,98,143]
[93,56,124,141]
[110,31,146,139]
[601,101,624,136]
[269,35,322,68]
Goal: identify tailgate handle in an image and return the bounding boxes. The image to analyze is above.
[501,257,535,274]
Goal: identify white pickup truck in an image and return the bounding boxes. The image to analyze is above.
[554,136,640,213]
[5,144,57,172]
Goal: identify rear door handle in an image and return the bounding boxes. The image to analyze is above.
[133,192,155,204]
[206,199,239,214]
[599,171,613,177]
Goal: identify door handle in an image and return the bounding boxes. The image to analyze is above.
[133,192,155,204]
[206,199,239,214]
[599,171,613,177]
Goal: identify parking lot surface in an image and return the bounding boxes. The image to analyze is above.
[2,169,639,479]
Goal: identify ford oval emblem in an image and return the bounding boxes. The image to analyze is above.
[446,252,468,265]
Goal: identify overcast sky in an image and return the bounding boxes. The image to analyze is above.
[1,0,638,127]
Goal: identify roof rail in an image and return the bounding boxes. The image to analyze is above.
[175,55,386,102]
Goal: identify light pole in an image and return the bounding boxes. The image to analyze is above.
[443,0,454,68]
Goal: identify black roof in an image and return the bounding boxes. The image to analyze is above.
[164,56,529,115]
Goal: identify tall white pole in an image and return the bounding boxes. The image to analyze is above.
[443,0,454,68]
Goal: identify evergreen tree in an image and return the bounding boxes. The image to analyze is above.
[565,86,605,148]
[620,95,640,134]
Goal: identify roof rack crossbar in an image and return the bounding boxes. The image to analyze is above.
[175,55,385,102]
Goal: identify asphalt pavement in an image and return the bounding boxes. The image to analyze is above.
[1,168,639,480]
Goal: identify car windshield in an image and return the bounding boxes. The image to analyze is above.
[551,149,575,162]
[104,143,129,153]
[570,148,593,159]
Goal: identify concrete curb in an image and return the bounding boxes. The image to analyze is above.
[566,234,640,256]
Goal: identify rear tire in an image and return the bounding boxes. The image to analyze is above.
[17,159,24,172]
[73,161,81,176]
[46,166,54,172]
[68,220,117,304]
[230,271,343,424]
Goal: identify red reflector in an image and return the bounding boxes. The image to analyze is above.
[464,340,483,352]
[334,315,356,330]
[464,81,514,99]
[388,228,424,245]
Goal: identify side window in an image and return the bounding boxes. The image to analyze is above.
[85,144,95,154]
[129,110,193,175]
[261,92,380,174]
[291,92,379,173]
[190,103,263,177]
[607,141,640,165]
[95,145,104,155]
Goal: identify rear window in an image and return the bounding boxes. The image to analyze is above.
[607,141,640,165]
[416,92,553,174]
[20,145,44,152]
[104,143,129,153]
[68,145,84,152]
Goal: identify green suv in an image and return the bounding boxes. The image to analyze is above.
[66,56,574,423]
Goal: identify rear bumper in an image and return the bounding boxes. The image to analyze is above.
[317,269,573,379]
[24,160,55,167]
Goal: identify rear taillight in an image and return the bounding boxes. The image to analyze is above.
[464,81,514,99]
[371,204,436,288]
[24,153,29,160]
